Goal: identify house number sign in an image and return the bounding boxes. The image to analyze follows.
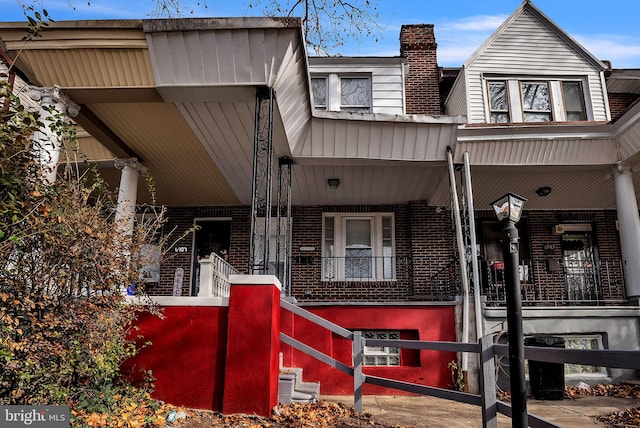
[174,246,189,253]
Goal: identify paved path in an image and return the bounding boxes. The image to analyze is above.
[322,395,640,427]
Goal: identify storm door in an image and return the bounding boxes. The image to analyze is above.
[561,232,601,302]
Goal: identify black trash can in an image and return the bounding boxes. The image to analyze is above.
[525,335,565,400]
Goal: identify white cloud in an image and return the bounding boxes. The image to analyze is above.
[446,14,508,32]
[574,34,640,68]
[433,14,506,66]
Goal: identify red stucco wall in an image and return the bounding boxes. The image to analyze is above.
[280,305,457,395]
[124,302,457,410]
[122,306,228,410]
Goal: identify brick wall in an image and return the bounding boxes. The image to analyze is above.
[149,206,250,296]
[290,204,414,302]
[608,93,639,122]
[148,204,625,302]
[400,24,442,115]
[521,210,623,302]
[409,201,457,299]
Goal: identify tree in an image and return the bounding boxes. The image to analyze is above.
[0,65,165,416]
[14,0,382,55]
[248,0,382,54]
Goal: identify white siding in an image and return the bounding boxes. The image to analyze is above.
[296,115,458,162]
[465,9,608,124]
[309,62,405,115]
[444,68,467,117]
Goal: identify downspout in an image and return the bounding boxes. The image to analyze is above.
[463,151,483,340]
[447,146,470,371]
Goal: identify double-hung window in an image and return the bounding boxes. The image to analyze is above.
[323,213,394,281]
[311,74,372,112]
[486,77,588,123]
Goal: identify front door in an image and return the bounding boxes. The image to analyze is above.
[191,219,231,296]
[561,232,600,302]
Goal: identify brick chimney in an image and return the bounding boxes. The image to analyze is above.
[400,24,441,115]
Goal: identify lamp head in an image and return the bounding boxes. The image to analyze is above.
[490,192,527,223]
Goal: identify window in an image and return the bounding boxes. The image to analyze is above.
[488,81,509,123]
[340,77,371,112]
[311,74,372,112]
[323,213,394,281]
[363,331,400,366]
[311,77,327,110]
[521,81,551,122]
[563,335,607,377]
[562,81,587,121]
[486,78,589,123]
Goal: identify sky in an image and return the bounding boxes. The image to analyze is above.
[1,0,640,68]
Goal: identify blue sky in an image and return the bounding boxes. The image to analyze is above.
[2,0,639,67]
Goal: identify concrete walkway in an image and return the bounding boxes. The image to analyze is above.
[322,395,640,427]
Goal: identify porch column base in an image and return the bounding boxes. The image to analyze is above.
[222,275,281,417]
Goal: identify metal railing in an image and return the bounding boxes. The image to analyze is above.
[483,258,626,305]
[321,256,411,283]
[280,299,640,428]
[197,252,239,297]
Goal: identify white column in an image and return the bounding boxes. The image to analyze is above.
[613,162,640,302]
[114,158,147,236]
[29,86,80,183]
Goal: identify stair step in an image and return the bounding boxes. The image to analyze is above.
[278,366,320,405]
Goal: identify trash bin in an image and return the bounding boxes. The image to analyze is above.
[525,335,565,400]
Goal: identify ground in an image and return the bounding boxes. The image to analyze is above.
[167,384,640,427]
[173,401,399,427]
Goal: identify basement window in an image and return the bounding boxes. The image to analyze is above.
[563,335,607,378]
[363,331,400,366]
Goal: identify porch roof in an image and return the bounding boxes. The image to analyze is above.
[2,17,640,210]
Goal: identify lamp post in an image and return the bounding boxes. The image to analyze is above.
[490,192,528,428]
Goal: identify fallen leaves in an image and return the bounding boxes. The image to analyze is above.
[170,401,402,428]
[596,407,640,427]
[565,383,640,400]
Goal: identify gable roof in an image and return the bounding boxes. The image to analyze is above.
[463,0,607,71]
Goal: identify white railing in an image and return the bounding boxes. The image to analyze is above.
[197,253,239,298]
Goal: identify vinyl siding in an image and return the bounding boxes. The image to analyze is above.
[465,9,608,124]
[444,68,467,117]
[309,63,405,115]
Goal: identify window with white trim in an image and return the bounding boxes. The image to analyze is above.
[485,78,588,123]
[323,213,394,281]
[311,74,372,112]
[363,330,400,366]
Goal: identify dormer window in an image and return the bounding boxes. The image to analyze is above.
[311,74,372,113]
[562,81,587,121]
[488,82,510,123]
[486,77,589,123]
[521,81,552,122]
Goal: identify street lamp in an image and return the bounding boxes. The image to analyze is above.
[490,192,528,428]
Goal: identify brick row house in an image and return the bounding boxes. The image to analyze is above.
[2,0,640,400]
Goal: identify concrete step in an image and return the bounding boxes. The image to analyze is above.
[278,365,320,405]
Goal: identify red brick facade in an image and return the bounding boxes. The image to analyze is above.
[400,25,442,115]
[608,93,639,122]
